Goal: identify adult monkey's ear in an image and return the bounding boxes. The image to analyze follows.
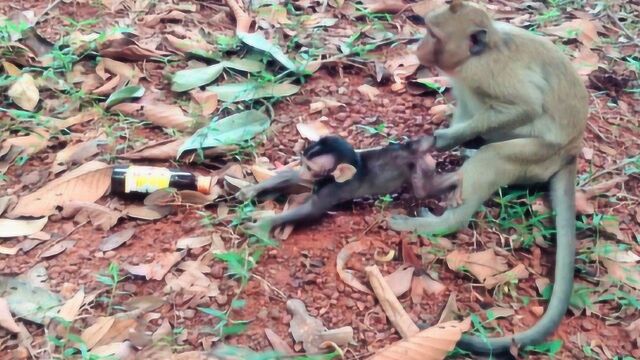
[332,163,357,183]
[447,0,464,13]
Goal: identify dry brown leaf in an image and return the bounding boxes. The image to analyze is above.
[123,204,172,220]
[337,240,372,294]
[52,136,108,174]
[119,139,184,160]
[8,73,39,110]
[264,328,294,355]
[371,320,471,360]
[602,259,640,290]
[99,36,171,61]
[142,10,187,27]
[483,264,529,289]
[92,74,122,95]
[0,196,17,217]
[3,129,49,156]
[164,33,217,54]
[0,297,21,333]
[152,319,172,342]
[446,249,508,283]
[94,318,139,346]
[573,46,599,77]
[411,0,446,16]
[384,266,414,297]
[438,292,459,324]
[111,102,193,131]
[0,217,47,238]
[190,90,218,117]
[81,316,115,349]
[357,84,381,101]
[61,202,121,231]
[601,218,625,241]
[53,109,100,130]
[177,190,217,205]
[362,0,406,13]
[100,228,136,251]
[91,342,134,358]
[57,287,85,322]
[296,121,332,141]
[308,98,345,114]
[10,161,112,217]
[176,236,212,249]
[385,52,420,82]
[40,240,76,258]
[124,251,186,280]
[2,61,21,76]
[545,19,600,47]
[0,245,20,255]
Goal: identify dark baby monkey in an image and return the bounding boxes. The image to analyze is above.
[389,0,588,355]
[237,135,460,230]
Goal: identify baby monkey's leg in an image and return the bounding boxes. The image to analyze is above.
[390,138,563,235]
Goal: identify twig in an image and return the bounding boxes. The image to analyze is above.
[225,0,252,33]
[607,11,640,46]
[365,265,419,339]
[37,220,88,258]
[251,273,287,301]
[35,0,62,24]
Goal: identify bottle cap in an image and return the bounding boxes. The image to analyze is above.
[197,176,213,194]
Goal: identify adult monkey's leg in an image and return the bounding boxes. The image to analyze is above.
[457,161,577,354]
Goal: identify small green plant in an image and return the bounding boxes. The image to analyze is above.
[523,339,563,357]
[375,194,393,211]
[95,262,126,315]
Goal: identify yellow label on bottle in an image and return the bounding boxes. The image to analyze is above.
[124,166,172,193]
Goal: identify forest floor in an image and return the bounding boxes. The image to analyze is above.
[0,0,638,359]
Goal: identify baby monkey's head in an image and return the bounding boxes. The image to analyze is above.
[300,136,359,183]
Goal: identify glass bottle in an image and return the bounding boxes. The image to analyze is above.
[111,165,212,195]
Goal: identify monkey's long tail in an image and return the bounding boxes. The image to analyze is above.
[457,161,577,355]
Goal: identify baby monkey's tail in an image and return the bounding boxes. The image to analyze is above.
[457,160,577,355]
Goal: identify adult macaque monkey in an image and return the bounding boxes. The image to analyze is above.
[389,0,588,355]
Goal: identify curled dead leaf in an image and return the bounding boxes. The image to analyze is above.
[337,241,372,294]
[446,249,509,284]
[10,161,112,217]
[384,266,415,297]
[124,251,186,280]
[8,73,39,111]
[371,320,471,360]
[111,102,193,131]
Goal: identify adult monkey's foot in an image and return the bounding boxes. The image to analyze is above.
[388,209,466,235]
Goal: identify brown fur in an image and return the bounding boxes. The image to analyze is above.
[390,1,588,354]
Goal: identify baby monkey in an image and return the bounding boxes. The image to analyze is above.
[237,135,460,231]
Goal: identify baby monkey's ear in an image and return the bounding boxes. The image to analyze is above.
[332,163,357,183]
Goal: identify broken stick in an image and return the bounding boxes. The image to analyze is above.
[365,265,419,339]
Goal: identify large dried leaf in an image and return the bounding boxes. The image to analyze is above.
[3,129,49,156]
[190,90,218,117]
[0,276,62,324]
[206,81,300,102]
[52,136,108,174]
[371,320,471,360]
[99,228,136,251]
[384,266,414,297]
[296,121,332,141]
[446,249,508,283]
[99,37,170,61]
[118,139,184,160]
[40,240,76,258]
[336,240,372,294]
[544,19,600,47]
[81,316,115,349]
[602,259,640,290]
[111,102,193,130]
[57,287,85,322]
[0,298,21,333]
[8,73,39,111]
[483,264,529,289]
[10,161,112,217]
[61,201,121,231]
[0,217,47,238]
[124,251,186,280]
[123,204,172,220]
[178,110,270,157]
